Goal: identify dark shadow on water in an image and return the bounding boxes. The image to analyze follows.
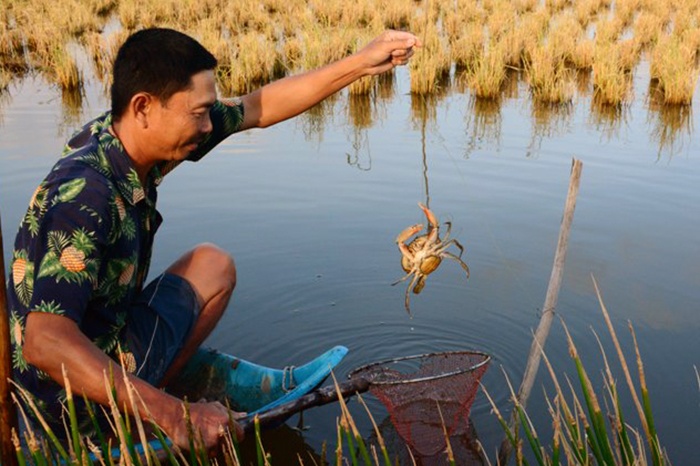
[231,424,323,465]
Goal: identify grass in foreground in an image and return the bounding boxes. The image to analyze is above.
[10,275,680,466]
[486,276,670,466]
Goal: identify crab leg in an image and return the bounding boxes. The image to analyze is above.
[392,269,415,286]
[441,238,465,258]
[403,273,421,317]
[442,221,453,243]
[443,251,470,278]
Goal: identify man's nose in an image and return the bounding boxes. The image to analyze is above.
[201,112,213,133]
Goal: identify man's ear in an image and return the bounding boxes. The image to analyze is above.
[131,92,153,129]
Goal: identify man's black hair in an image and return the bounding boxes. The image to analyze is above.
[111,28,217,120]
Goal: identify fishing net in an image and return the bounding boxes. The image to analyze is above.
[349,351,490,457]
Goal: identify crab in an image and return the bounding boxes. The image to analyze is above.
[392,202,470,316]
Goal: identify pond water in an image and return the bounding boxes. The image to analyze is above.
[1,64,699,464]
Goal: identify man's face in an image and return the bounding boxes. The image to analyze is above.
[147,69,217,162]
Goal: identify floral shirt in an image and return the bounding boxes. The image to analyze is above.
[6,98,244,426]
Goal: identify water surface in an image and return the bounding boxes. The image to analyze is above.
[1,66,699,463]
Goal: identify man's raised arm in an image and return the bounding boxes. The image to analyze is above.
[238,30,421,130]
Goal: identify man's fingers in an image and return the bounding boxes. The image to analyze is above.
[381,30,421,47]
[391,48,415,59]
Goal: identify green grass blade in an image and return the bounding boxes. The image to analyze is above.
[152,423,178,465]
[63,368,84,464]
[11,385,70,462]
[341,423,358,465]
[356,395,392,466]
[12,431,27,466]
[84,395,110,462]
[516,405,543,466]
[568,331,616,465]
[641,386,663,465]
[611,387,634,465]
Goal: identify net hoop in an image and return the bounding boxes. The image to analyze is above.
[348,350,491,386]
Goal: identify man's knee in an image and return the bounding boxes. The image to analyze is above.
[191,242,236,288]
[167,243,236,298]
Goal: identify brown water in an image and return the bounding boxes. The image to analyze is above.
[1,65,699,463]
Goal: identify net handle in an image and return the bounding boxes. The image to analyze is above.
[348,350,491,386]
[239,350,491,433]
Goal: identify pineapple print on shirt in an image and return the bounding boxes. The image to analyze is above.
[6,98,244,432]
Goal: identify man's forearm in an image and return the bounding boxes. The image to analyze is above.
[23,313,182,429]
[241,53,365,129]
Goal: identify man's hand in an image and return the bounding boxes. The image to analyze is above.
[357,30,422,76]
[164,401,246,452]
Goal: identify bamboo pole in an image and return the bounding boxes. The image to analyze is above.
[498,158,583,465]
[0,209,19,466]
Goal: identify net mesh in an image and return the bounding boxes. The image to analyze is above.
[349,351,490,457]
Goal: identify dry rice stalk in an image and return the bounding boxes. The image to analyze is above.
[466,44,507,99]
[650,33,699,105]
[592,42,631,105]
[526,45,575,104]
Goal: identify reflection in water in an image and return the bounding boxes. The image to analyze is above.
[501,69,521,101]
[410,92,440,129]
[345,91,384,171]
[588,99,631,141]
[646,80,694,159]
[347,92,374,129]
[298,93,339,144]
[345,93,373,171]
[0,87,13,126]
[376,70,396,102]
[527,102,573,158]
[463,96,502,158]
[410,92,434,207]
[59,87,85,134]
[345,129,372,171]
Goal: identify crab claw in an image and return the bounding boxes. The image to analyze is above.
[418,202,439,229]
[396,223,423,244]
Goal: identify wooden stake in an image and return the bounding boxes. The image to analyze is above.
[0,210,19,466]
[498,158,583,465]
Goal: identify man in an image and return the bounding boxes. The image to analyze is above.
[6,28,419,450]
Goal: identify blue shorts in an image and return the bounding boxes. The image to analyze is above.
[124,273,200,386]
